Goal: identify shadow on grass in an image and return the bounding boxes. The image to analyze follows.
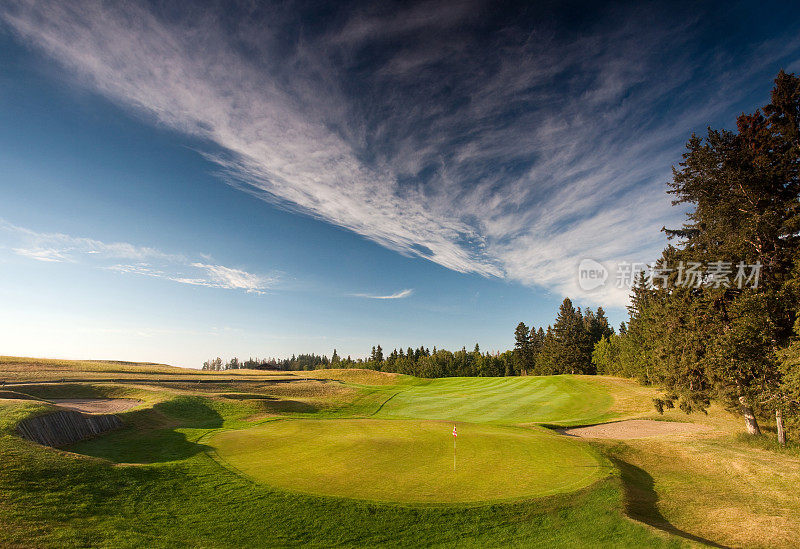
[68,398,224,464]
[609,456,730,548]
[262,399,318,414]
[213,394,318,414]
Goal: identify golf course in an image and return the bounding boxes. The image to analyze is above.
[2,356,799,547]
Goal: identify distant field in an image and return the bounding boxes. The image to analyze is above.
[0,356,293,383]
[210,419,604,503]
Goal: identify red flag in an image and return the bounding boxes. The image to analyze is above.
[452,425,457,437]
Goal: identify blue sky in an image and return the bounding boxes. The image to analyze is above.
[1,1,799,367]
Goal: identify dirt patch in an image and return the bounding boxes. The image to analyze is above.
[51,398,141,414]
[559,419,712,439]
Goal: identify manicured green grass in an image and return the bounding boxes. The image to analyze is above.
[0,396,680,548]
[8,365,790,547]
[210,418,605,503]
[373,376,617,425]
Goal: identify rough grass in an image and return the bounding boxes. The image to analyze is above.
[0,356,291,383]
[210,418,606,503]
[297,368,405,385]
[2,362,799,547]
[0,356,183,377]
[5,382,164,403]
[603,436,800,548]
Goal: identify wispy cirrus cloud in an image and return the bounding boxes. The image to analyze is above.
[11,247,70,262]
[2,1,798,307]
[351,289,414,300]
[0,220,276,294]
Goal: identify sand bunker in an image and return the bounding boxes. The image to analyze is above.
[51,398,141,414]
[559,419,712,439]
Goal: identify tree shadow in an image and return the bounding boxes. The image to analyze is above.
[609,456,731,548]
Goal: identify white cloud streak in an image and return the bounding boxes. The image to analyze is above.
[0,220,275,294]
[352,289,414,300]
[2,1,798,307]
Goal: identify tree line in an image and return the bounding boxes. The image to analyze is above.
[202,354,335,371]
[204,346,516,378]
[200,299,613,379]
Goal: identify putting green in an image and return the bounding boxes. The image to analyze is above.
[374,376,615,425]
[210,419,605,503]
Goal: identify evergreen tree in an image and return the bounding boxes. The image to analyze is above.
[631,72,800,438]
[513,322,533,375]
[585,307,614,345]
[537,326,558,374]
[543,299,594,374]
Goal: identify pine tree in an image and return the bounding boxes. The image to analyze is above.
[536,326,558,374]
[547,299,594,374]
[513,322,533,375]
[637,71,800,437]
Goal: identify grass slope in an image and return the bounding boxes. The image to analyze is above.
[0,394,679,548]
[210,419,605,503]
[4,360,798,547]
[373,375,617,425]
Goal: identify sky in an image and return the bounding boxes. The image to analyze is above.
[1,0,799,368]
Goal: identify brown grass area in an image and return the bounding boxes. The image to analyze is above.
[0,357,295,383]
[606,433,800,548]
[257,380,354,398]
[0,356,182,375]
[579,376,798,547]
[296,368,403,385]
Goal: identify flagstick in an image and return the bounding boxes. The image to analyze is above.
[453,429,456,471]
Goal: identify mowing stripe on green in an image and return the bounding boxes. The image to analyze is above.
[374,376,614,425]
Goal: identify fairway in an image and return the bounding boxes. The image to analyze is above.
[210,418,605,503]
[374,376,615,425]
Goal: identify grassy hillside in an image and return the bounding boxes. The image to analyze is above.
[1,358,797,547]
